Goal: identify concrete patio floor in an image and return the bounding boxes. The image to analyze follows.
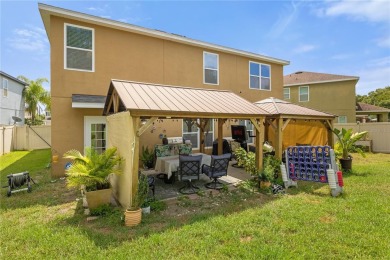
[144,161,252,200]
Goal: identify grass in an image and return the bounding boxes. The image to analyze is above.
[1,150,389,259]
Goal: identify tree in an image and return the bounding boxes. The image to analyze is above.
[356,86,390,109]
[17,76,50,125]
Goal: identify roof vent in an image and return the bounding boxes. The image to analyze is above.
[295,71,303,74]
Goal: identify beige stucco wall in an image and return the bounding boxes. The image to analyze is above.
[50,16,285,176]
[106,111,134,208]
[284,80,357,123]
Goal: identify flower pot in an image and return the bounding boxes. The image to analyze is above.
[85,188,112,210]
[339,158,352,171]
[141,205,151,214]
[124,208,142,227]
[260,181,271,189]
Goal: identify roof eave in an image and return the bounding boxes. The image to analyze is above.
[284,77,360,87]
[38,3,289,65]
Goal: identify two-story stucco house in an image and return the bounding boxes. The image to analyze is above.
[283,71,359,123]
[0,71,27,125]
[39,3,289,176]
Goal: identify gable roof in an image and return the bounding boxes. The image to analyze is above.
[284,71,359,86]
[38,3,289,66]
[356,102,390,112]
[254,97,335,119]
[104,80,270,118]
[0,71,28,86]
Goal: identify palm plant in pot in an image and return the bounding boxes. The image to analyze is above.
[124,174,149,227]
[141,146,155,169]
[332,128,368,171]
[63,147,122,209]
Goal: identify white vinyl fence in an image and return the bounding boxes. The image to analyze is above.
[0,125,51,155]
[334,122,390,153]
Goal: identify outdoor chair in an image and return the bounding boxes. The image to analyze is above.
[177,154,202,194]
[202,153,231,190]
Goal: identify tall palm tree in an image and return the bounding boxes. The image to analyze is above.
[17,76,50,125]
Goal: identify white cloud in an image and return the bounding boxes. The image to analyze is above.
[268,0,302,38]
[356,57,390,94]
[7,25,49,53]
[293,44,317,54]
[87,7,104,12]
[376,35,390,48]
[330,53,351,60]
[323,0,390,23]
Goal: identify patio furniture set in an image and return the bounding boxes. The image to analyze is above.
[143,144,231,195]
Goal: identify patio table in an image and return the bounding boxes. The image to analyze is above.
[154,153,211,179]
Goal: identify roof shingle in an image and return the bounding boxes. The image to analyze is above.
[284,71,359,86]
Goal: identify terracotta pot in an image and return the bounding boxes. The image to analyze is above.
[85,188,112,209]
[339,158,352,171]
[124,208,142,227]
[260,181,271,189]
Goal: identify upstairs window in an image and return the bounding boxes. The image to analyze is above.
[2,78,8,97]
[65,24,94,72]
[299,86,309,102]
[203,52,219,85]
[249,62,271,90]
[283,88,290,99]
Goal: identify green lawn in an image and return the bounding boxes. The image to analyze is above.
[1,150,389,259]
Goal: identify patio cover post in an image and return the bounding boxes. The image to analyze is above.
[131,116,141,204]
[275,117,283,159]
[217,119,226,155]
[326,119,334,148]
[250,118,264,171]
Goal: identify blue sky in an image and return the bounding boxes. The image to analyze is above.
[1,0,389,95]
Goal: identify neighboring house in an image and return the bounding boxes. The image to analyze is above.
[356,102,390,122]
[39,3,289,176]
[283,71,359,123]
[0,71,27,125]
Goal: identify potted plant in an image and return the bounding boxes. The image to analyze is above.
[332,128,368,170]
[141,146,155,169]
[124,174,149,226]
[63,147,122,209]
[141,197,153,214]
[233,148,278,188]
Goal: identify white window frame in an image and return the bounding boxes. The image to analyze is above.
[182,119,214,149]
[283,88,290,99]
[64,23,95,72]
[299,86,309,102]
[203,52,219,85]
[2,78,8,97]
[338,116,347,123]
[249,61,271,91]
[84,116,107,154]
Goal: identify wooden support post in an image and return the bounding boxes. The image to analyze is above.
[217,119,225,155]
[137,117,158,137]
[131,116,141,206]
[327,119,334,147]
[254,118,264,171]
[276,117,283,159]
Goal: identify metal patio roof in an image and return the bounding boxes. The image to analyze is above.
[104,80,270,118]
[254,97,335,119]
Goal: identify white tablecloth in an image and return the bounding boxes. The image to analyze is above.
[154,153,211,179]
